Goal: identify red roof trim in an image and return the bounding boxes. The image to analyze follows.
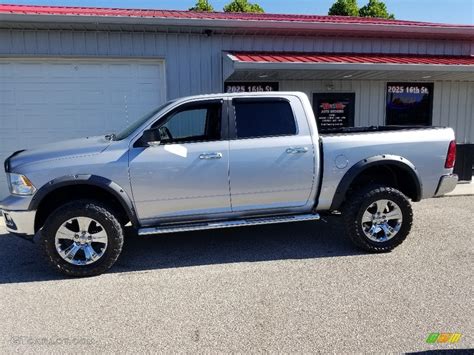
[0,3,472,28]
[230,52,474,66]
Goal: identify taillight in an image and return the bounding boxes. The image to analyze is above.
[445,140,456,169]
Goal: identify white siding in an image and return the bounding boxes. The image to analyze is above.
[432,81,474,144]
[0,28,472,146]
[281,80,474,144]
[0,29,472,98]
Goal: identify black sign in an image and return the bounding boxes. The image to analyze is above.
[386,83,433,126]
[313,93,355,131]
[224,82,279,93]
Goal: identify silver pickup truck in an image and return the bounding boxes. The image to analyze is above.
[1,92,458,277]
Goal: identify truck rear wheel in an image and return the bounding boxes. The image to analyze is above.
[342,185,413,252]
[40,200,124,277]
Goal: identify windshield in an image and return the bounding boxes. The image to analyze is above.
[114,101,175,140]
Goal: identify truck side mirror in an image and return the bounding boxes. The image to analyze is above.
[141,129,161,147]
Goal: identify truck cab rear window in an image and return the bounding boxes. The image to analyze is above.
[233,100,297,139]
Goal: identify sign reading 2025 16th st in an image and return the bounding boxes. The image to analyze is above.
[225,82,279,93]
[313,93,355,132]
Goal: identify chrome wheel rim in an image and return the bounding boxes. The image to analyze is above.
[55,217,108,266]
[361,199,403,243]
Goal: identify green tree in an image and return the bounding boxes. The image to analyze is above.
[189,0,214,12]
[223,0,264,13]
[328,0,359,16]
[359,0,395,19]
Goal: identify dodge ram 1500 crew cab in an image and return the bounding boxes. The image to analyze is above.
[1,92,458,277]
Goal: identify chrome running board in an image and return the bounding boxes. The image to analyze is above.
[138,213,320,236]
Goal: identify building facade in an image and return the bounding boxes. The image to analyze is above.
[0,4,473,196]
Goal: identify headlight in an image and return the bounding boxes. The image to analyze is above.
[7,173,36,195]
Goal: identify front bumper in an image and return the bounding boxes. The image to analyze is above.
[434,174,459,197]
[1,209,36,236]
[1,194,36,236]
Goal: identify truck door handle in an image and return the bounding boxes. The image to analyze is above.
[199,152,223,160]
[286,147,308,154]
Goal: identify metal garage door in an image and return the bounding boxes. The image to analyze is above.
[0,58,166,198]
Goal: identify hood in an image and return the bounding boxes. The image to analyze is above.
[6,136,112,172]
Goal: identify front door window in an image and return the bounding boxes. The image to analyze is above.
[153,102,222,144]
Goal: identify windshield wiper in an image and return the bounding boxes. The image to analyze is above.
[105,133,116,141]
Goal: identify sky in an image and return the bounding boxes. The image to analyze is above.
[4,0,474,25]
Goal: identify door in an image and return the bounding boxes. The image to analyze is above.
[0,58,166,198]
[129,100,231,222]
[228,97,315,212]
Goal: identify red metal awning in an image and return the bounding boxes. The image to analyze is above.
[229,52,474,66]
[224,52,474,81]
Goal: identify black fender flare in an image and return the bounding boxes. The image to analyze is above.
[329,155,422,210]
[29,174,139,227]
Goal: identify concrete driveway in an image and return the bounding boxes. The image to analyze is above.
[0,196,472,353]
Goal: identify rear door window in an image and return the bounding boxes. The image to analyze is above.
[233,100,297,139]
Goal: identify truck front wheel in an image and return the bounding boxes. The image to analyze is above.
[342,185,413,252]
[39,200,124,277]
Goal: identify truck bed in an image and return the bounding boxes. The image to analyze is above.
[317,126,455,210]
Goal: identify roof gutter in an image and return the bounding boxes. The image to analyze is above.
[0,13,473,40]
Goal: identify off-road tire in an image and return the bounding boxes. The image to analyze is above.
[342,185,413,252]
[40,200,124,277]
